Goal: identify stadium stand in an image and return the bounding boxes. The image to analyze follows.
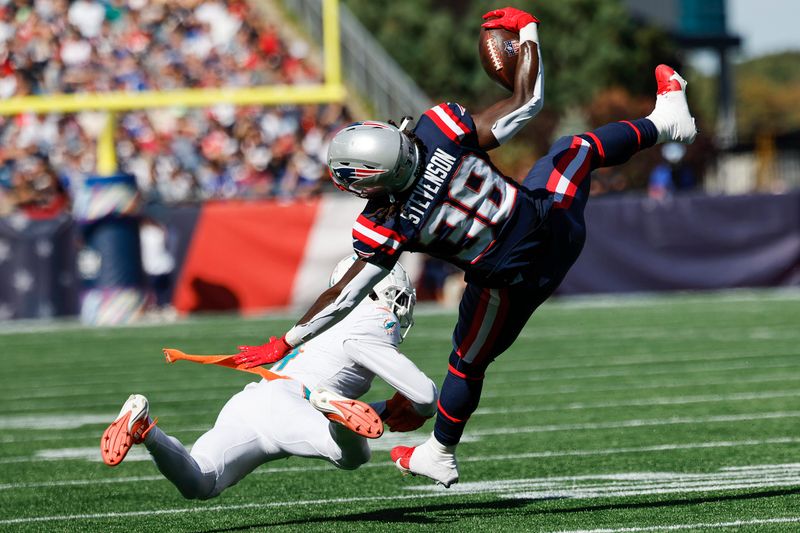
[0,0,352,210]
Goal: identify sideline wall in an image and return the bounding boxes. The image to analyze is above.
[1,192,798,319]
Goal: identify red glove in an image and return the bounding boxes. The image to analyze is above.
[233,336,292,368]
[481,7,539,32]
[383,392,432,432]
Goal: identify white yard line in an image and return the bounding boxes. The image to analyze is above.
[485,360,800,385]
[1,289,795,337]
[487,350,800,375]
[554,517,800,533]
[5,359,799,415]
[2,409,799,452]
[0,414,113,430]
[3,461,800,526]
[547,288,800,309]
[0,493,451,525]
[4,388,798,438]
[2,372,796,410]
[481,373,800,399]
[458,437,800,463]
[469,411,800,436]
[474,390,800,415]
[3,437,799,486]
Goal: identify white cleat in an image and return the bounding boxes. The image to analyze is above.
[391,435,459,488]
[308,387,383,439]
[646,64,697,144]
[100,394,156,466]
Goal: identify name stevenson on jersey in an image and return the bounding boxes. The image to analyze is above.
[401,147,457,225]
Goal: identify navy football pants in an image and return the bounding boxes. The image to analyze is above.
[434,119,658,445]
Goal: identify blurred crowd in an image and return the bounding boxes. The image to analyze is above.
[0,0,352,217]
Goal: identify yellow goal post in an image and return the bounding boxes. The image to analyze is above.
[0,0,344,176]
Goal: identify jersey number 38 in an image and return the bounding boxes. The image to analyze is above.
[419,155,516,264]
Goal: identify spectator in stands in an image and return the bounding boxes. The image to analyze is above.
[8,154,69,219]
[140,216,176,315]
[648,142,697,200]
[0,0,347,205]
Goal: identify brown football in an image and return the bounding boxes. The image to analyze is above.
[479,27,520,91]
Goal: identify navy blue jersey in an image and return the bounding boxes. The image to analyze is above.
[352,103,553,286]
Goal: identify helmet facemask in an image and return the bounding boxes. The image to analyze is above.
[329,254,417,341]
[373,280,416,341]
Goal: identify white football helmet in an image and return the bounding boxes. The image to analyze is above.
[329,254,416,340]
[327,121,419,198]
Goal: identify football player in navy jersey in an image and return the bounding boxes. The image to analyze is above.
[234,6,697,487]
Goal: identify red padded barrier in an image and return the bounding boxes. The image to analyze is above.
[173,199,320,313]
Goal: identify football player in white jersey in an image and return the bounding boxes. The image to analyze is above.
[100,257,437,500]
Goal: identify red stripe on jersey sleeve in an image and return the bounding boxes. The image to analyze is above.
[352,227,399,256]
[424,108,458,141]
[356,215,406,242]
[441,104,471,135]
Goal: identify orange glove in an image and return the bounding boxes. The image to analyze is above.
[233,336,292,368]
[383,392,431,432]
[481,7,539,32]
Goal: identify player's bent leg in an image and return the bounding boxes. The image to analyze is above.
[182,382,294,499]
[522,65,696,203]
[268,380,370,470]
[434,284,536,446]
[328,423,371,470]
[187,422,277,499]
[143,425,218,500]
[145,383,290,500]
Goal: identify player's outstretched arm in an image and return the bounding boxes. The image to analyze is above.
[234,259,389,368]
[473,7,543,150]
[287,259,388,344]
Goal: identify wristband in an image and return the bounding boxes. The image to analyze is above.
[519,22,539,44]
[284,328,301,347]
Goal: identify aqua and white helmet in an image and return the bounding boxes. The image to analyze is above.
[327,121,419,198]
[329,254,416,340]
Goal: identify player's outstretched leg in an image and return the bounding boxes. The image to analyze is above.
[646,64,697,144]
[522,64,697,203]
[391,433,459,488]
[101,394,219,499]
[101,394,157,466]
[308,386,384,439]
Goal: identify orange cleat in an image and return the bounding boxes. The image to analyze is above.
[100,394,157,466]
[308,387,383,439]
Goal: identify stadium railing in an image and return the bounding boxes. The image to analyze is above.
[282,0,432,121]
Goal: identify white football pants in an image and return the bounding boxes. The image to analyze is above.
[143,378,371,499]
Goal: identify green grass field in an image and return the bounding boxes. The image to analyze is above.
[2,290,800,532]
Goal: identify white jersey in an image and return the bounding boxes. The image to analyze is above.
[269,300,434,412]
[143,300,437,497]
